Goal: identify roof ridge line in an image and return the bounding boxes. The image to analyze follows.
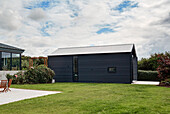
[58,43,134,50]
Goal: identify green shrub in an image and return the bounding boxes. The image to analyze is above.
[5,66,55,84]
[24,68,39,84]
[6,74,13,80]
[15,71,26,84]
[6,71,26,84]
[24,65,55,84]
[138,70,160,81]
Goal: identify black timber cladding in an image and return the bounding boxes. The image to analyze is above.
[78,53,131,83]
[48,56,73,82]
[48,44,137,83]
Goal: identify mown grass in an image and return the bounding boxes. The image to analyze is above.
[0,83,169,114]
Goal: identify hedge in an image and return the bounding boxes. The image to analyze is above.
[138,70,160,81]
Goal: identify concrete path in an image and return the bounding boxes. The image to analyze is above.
[0,88,61,105]
[132,81,160,85]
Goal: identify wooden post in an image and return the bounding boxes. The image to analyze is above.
[29,57,48,69]
[29,59,33,69]
[44,58,45,66]
[45,58,48,67]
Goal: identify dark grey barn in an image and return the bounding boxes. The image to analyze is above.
[48,44,137,83]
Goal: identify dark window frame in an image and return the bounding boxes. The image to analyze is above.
[0,51,22,70]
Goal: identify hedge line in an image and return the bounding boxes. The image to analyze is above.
[138,70,160,81]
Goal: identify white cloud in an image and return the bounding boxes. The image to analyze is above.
[0,0,169,59]
[0,0,22,31]
[28,8,47,21]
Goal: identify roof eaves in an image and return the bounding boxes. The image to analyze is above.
[0,43,24,51]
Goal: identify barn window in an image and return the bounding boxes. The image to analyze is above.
[108,67,116,73]
[73,56,78,76]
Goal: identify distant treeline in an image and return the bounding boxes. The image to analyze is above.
[138,51,170,71]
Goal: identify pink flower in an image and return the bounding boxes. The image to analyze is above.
[15,75,18,78]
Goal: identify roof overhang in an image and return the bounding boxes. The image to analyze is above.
[0,43,25,54]
[48,44,137,57]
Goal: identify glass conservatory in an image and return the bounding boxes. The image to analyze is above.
[0,43,24,70]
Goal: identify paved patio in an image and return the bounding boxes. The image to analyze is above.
[0,88,61,105]
[132,81,160,85]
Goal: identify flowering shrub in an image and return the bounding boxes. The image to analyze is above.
[6,65,55,84]
[15,75,18,78]
[157,54,170,84]
[138,52,170,71]
[15,71,26,84]
[6,71,26,84]
[24,65,55,84]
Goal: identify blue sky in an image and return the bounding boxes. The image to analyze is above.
[0,0,169,59]
[27,0,136,36]
[26,0,137,35]
[25,1,50,10]
[41,22,51,37]
[96,28,115,34]
[25,1,57,10]
[115,0,138,12]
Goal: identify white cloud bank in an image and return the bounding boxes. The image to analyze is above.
[0,0,22,31]
[0,0,169,59]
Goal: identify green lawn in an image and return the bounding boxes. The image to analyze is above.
[0,83,170,114]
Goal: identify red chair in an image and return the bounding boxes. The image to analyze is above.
[0,80,7,92]
[7,79,12,92]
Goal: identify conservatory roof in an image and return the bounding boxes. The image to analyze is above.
[0,43,24,53]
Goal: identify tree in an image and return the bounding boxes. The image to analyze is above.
[157,54,170,81]
[138,51,170,71]
[22,55,31,70]
[21,55,46,70]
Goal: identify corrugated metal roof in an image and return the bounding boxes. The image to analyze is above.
[49,44,135,56]
[0,43,24,52]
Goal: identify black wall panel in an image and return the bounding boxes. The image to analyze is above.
[78,53,131,83]
[48,53,133,83]
[48,56,73,82]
